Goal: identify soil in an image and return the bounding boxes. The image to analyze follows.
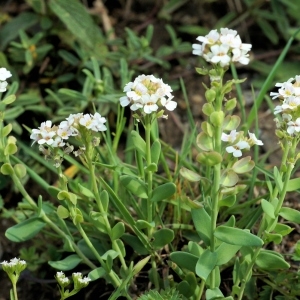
[1,0,299,299]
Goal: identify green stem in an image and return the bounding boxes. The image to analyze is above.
[237,139,296,300]
[86,149,128,272]
[209,76,223,288]
[12,281,18,300]
[145,115,160,290]
[77,223,121,287]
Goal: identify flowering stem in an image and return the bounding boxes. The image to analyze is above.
[237,140,296,300]
[145,115,153,226]
[209,78,223,288]
[144,115,160,290]
[85,147,128,272]
[12,280,18,300]
[76,223,121,288]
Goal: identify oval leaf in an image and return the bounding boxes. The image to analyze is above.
[256,250,290,270]
[261,199,275,219]
[214,226,263,247]
[170,252,198,272]
[5,217,46,242]
[88,267,106,281]
[197,151,223,166]
[49,254,82,271]
[151,182,176,202]
[120,175,148,198]
[196,132,213,151]
[195,250,218,280]
[232,157,255,174]
[180,167,202,182]
[152,228,174,250]
[279,207,300,224]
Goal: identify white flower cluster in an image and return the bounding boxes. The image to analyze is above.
[0,67,12,92]
[221,130,263,157]
[56,271,70,286]
[30,112,107,147]
[1,257,26,267]
[72,272,91,287]
[192,28,252,67]
[1,257,27,274]
[120,74,176,115]
[271,76,300,135]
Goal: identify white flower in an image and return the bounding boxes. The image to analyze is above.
[287,118,300,135]
[0,68,12,81]
[248,131,263,145]
[56,271,65,278]
[232,48,250,65]
[226,141,250,157]
[91,112,107,132]
[0,81,8,92]
[221,130,239,142]
[192,43,204,56]
[142,94,159,114]
[120,96,130,107]
[78,277,91,284]
[120,75,175,115]
[193,28,251,66]
[160,95,177,111]
[281,96,300,111]
[210,44,231,67]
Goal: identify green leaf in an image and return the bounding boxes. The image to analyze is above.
[111,222,125,240]
[180,167,202,182]
[1,123,13,137]
[279,207,300,224]
[2,95,16,105]
[222,115,240,131]
[77,183,95,198]
[4,106,24,120]
[197,151,223,166]
[49,254,82,271]
[218,195,236,208]
[151,182,176,202]
[48,0,106,54]
[214,226,263,247]
[130,130,146,157]
[191,208,211,246]
[57,205,69,219]
[273,167,283,193]
[151,140,161,165]
[144,163,157,173]
[4,143,18,155]
[152,228,174,250]
[133,256,151,276]
[88,267,106,281]
[196,132,213,151]
[77,238,105,260]
[170,252,198,272]
[232,157,255,174]
[220,169,239,187]
[1,163,14,176]
[5,217,46,242]
[256,250,290,270]
[195,250,218,280]
[263,232,282,244]
[122,234,148,255]
[13,164,26,179]
[0,12,39,50]
[120,175,148,198]
[261,199,275,219]
[215,243,241,266]
[287,177,300,191]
